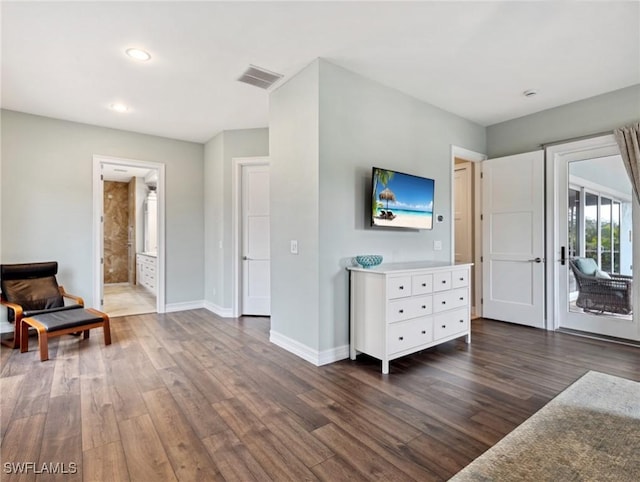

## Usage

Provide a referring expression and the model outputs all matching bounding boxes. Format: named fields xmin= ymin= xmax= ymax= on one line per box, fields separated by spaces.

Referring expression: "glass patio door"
xmin=556 ymin=145 xmax=637 ymax=340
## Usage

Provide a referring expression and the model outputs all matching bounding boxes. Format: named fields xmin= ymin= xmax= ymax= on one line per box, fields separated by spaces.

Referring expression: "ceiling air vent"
xmin=237 ymin=65 xmax=283 ymax=89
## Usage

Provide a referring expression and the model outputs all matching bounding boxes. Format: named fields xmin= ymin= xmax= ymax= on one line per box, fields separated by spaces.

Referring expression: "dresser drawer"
xmin=388 ymin=298 xmax=413 ymax=322
xmin=433 ymin=288 xmax=468 ymax=313
xmin=388 ymin=294 xmax=433 ymax=322
xmin=387 ymin=276 xmax=412 ymax=299
xmin=452 ymin=269 xmax=469 ymax=288
xmin=410 ymin=295 xmax=433 ymax=317
xmin=412 ymin=274 xmax=433 ymax=295
xmin=434 ymin=308 xmax=469 ymax=340
xmin=387 ymin=317 xmax=433 ymax=355
xmin=433 ymin=271 xmax=452 ymax=292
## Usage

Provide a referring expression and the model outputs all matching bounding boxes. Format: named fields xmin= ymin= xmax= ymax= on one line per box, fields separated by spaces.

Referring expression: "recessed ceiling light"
xmin=523 ymin=89 xmax=538 ymax=98
xmin=110 ymin=103 xmax=129 ymax=113
xmin=125 ymin=48 xmax=151 ymax=61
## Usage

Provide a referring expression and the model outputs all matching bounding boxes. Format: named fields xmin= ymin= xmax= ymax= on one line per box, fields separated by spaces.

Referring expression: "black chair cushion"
xmin=1 ymin=261 xmax=59 ymax=280
xmin=23 ymin=304 xmax=84 ymax=318
xmin=2 ymin=276 xmax=64 ymax=311
xmin=26 ymin=309 xmax=104 ymax=332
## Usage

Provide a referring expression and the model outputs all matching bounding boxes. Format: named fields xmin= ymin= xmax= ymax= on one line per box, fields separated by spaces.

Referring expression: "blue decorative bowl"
xmin=355 ymin=255 xmax=383 ymax=268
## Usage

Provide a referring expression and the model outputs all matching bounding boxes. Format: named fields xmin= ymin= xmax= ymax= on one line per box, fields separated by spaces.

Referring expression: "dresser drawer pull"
xmin=421 ymin=305 xmax=426 ymax=309
xmin=399 ymin=285 xmax=404 ymax=290
xmin=441 ymin=280 xmax=447 ymax=284
xmin=421 ymin=330 xmax=426 ymax=334
xmin=441 ymin=301 xmax=446 ymax=305
xmin=459 ymin=319 xmax=464 ymax=323
xmin=421 ymin=282 xmax=427 ymax=287
xmin=459 ymin=297 xmax=464 ymax=301
xmin=398 ymin=336 xmax=404 ymax=341
xmin=459 ymin=277 xmax=464 ymax=281
xmin=399 ymin=309 xmax=404 ymax=314
xmin=441 ymin=325 xmax=446 ymax=329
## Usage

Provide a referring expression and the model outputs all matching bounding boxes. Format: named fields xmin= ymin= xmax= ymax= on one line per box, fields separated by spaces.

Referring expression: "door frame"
xmin=231 ymin=156 xmax=270 ymax=317
xmin=545 ymin=134 xmax=638 ymax=332
xmin=451 ymin=146 xmax=486 ymax=318
xmin=92 ymin=155 xmax=166 ymax=313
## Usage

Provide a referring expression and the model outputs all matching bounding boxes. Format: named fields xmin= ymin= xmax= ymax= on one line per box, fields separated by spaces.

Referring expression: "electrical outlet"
xmin=290 ymin=240 xmax=298 ymax=254
xmin=434 ymin=240 xmax=442 ymax=251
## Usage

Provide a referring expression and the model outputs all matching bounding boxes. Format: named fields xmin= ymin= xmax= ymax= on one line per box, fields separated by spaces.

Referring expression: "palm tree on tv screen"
xmin=372 ymin=169 xmax=394 ymax=217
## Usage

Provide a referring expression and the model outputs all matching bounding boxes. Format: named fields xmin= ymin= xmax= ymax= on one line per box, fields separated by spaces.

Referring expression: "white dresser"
xmin=136 ymin=253 xmax=157 ymax=293
xmin=349 ymin=261 xmax=472 ymax=374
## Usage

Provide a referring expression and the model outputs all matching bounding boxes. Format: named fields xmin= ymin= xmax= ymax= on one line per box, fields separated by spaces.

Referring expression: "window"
xmin=571 ymin=188 xmax=626 ymax=274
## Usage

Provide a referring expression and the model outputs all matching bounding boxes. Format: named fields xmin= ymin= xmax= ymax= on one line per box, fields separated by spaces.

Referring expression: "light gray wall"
xmin=269 ymin=59 xmax=485 ymax=355
xmin=204 ymin=133 xmax=224 ymax=307
xmin=487 ymin=85 xmax=640 ymax=157
xmin=1 ymin=109 xmax=205 ymax=306
xmin=203 ymin=128 xmax=269 ymax=309
xmin=317 ymin=60 xmax=485 ymax=352
xmin=269 ymin=60 xmax=321 ymax=350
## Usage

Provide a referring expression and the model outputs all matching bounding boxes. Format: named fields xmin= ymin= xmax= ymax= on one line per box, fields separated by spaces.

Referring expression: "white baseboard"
xmin=164 ymin=300 xmax=205 ymax=313
xmin=204 ymin=301 xmax=234 ymax=318
xmin=317 ymin=344 xmax=350 ymax=366
xmin=269 ymin=330 xmax=349 ymax=367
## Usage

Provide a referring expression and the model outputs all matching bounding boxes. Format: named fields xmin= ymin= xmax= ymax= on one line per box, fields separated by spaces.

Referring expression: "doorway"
xmin=232 ymin=157 xmax=271 ymax=317
xmin=548 ymin=135 xmax=638 ymax=340
xmin=451 ymin=147 xmax=486 ymax=318
xmin=93 ymin=156 xmax=166 ymax=316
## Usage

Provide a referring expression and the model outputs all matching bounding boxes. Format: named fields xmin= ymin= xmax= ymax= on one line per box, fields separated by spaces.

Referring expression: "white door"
xmin=482 ymin=151 xmax=545 ymax=327
xmin=242 ymin=164 xmax=271 ymax=316
xmin=551 ymin=138 xmax=638 ymax=340
xmin=454 ymin=162 xmax=473 ymax=264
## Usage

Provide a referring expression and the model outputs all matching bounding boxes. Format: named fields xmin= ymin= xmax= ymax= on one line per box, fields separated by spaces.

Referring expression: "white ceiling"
xmin=2 ymin=1 xmax=639 ymax=144
xmin=102 ymin=163 xmax=157 ymax=183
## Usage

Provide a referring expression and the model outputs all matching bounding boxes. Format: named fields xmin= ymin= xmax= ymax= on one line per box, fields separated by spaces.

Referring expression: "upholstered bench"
xmin=20 ymin=308 xmax=111 ymax=361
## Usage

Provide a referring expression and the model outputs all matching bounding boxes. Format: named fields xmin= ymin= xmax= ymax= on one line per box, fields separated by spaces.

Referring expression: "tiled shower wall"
xmin=104 ymin=181 xmax=129 ymax=283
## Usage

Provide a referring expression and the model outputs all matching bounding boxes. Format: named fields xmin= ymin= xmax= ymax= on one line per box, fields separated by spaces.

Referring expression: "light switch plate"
xmin=434 ymin=240 xmax=442 ymax=251
xmin=290 ymin=240 xmax=298 ymax=254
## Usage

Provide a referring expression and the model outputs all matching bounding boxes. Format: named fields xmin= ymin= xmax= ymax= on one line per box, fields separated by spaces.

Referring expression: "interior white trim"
xmin=451 ymin=145 xmax=486 ymax=318
xmin=231 ymin=156 xmax=270 ymax=318
xmin=92 ymin=155 xmax=166 ymax=313
xmin=270 ymin=330 xmax=350 ymax=366
xmin=166 ymin=300 xmax=204 ymax=313
xmin=204 ymin=301 xmax=234 ymax=318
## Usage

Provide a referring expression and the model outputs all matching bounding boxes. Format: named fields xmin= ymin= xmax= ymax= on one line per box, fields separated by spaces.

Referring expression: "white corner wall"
xmin=203 ymin=128 xmax=269 ymax=314
xmin=317 ymin=60 xmax=485 ymax=354
xmin=269 ymin=59 xmax=486 ymax=364
xmin=269 ymin=60 xmax=321 ymax=353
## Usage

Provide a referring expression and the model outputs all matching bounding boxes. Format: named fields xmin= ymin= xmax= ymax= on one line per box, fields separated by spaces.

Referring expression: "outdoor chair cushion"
xmin=574 ymin=257 xmax=599 ymax=276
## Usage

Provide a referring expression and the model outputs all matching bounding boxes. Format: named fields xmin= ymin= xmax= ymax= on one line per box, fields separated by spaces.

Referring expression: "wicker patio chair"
xmin=569 ymin=257 xmax=633 ymax=315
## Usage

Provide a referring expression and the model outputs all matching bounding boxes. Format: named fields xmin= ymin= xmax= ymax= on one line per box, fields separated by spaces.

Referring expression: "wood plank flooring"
xmin=1 ymin=311 xmax=639 ymax=481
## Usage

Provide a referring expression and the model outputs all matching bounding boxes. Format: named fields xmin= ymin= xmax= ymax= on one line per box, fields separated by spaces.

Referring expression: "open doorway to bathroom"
xmin=93 ymin=156 xmax=165 ymax=317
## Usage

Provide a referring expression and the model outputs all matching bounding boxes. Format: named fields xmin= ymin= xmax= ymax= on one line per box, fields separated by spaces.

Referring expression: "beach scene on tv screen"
xmin=372 ymin=168 xmax=434 ymax=229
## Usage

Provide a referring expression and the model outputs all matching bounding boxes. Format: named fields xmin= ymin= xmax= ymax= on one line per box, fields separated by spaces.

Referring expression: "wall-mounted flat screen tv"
xmin=371 ymin=167 xmax=435 ymax=230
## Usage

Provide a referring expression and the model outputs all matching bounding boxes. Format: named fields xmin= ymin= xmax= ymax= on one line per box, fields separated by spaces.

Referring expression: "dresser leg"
xmin=350 ymin=345 xmax=357 ymax=360
xmin=382 ymin=360 xmax=389 ymax=374
xmin=465 ymin=332 xmax=471 ymax=344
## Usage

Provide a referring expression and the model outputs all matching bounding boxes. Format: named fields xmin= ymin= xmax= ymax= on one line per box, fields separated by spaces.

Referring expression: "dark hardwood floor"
xmin=1 ymin=311 xmax=639 ymax=481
